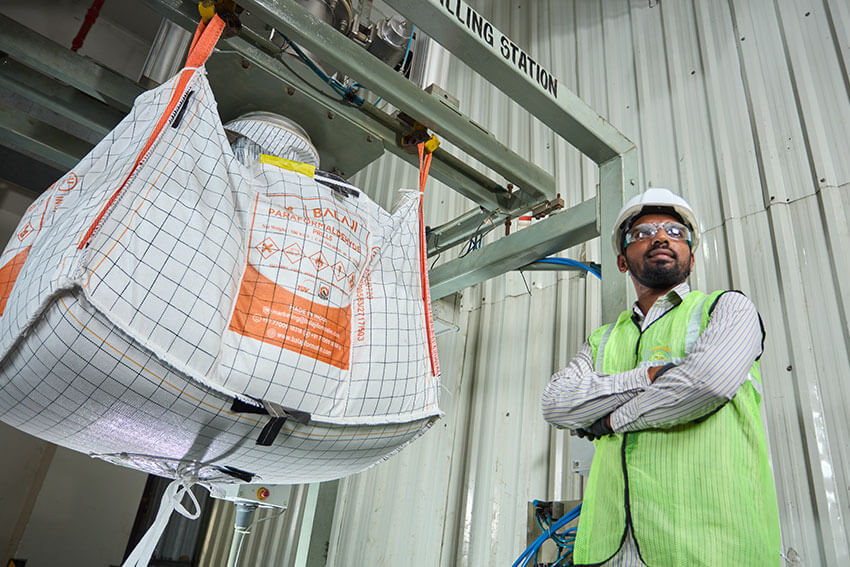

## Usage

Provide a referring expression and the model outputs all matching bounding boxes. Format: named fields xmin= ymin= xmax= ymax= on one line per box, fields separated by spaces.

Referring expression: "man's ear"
xmin=617 ymin=254 xmax=629 ymax=273
xmin=689 ymin=250 xmax=695 ymax=270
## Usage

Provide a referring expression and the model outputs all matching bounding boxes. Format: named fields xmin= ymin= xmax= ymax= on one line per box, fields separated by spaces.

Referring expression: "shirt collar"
xmin=631 ymin=281 xmax=691 ymax=323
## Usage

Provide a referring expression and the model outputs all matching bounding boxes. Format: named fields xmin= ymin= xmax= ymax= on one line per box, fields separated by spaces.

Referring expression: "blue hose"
xmin=283 ymin=35 xmax=365 ymax=105
xmin=401 ymin=24 xmax=415 ymax=70
xmin=512 ymin=504 xmax=582 ymax=567
xmin=534 ymin=257 xmax=601 ymax=280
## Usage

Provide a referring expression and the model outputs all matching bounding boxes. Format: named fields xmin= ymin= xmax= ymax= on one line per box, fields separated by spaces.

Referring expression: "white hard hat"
xmin=611 ymin=188 xmax=700 ymax=254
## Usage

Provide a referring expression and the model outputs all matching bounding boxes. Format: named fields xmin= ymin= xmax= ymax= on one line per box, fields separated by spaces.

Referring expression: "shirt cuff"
xmin=609 ymin=411 xmax=647 ymax=433
xmin=612 ymin=367 xmax=652 ymax=402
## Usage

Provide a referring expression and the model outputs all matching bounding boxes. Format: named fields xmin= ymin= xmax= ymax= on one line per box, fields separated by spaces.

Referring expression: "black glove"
xmin=573 ymin=415 xmax=614 ymax=440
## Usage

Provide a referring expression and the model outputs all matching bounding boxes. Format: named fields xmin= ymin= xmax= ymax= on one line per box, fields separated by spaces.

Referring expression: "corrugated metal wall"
xmin=221 ymin=0 xmax=850 ymax=565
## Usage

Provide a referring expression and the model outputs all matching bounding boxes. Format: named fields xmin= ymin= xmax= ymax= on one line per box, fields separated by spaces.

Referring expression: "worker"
xmin=541 ymin=188 xmax=781 ymax=566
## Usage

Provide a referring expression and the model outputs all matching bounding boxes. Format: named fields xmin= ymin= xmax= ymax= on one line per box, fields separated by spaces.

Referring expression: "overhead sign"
xmin=436 ymin=0 xmax=559 ymax=98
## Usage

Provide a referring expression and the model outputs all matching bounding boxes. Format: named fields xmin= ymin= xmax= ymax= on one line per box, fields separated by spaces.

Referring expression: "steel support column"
xmin=599 ymin=148 xmax=639 ymax=322
xmin=292 ymin=481 xmax=339 ymax=567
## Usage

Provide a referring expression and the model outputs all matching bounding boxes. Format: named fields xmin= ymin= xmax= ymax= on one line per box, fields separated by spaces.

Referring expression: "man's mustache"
xmin=644 ymin=242 xmax=677 ymax=261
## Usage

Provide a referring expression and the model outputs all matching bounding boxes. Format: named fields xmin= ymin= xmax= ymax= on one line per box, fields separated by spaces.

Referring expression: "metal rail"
xmin=0 ymin=15 xmax=143 ymax=111
xmin=0 ymin=100 xmax=91 ymax=170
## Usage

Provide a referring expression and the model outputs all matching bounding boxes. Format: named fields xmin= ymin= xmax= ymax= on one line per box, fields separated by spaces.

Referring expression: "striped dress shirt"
xmin=542 ymin=283 xmax=765 ymax=565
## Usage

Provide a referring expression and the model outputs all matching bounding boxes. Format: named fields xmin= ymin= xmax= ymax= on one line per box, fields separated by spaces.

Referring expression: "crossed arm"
xmin=541 ymin=292 xmax=763 ymax=434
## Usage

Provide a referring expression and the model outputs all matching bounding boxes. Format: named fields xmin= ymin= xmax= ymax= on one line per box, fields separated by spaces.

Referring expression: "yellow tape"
xmin=259 ymin=154 xmax=316 ymax=178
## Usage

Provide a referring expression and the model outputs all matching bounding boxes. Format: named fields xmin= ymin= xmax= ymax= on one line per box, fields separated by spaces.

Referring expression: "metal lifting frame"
xmin=237 ymin=0 xmax=637 ymax=320
xmin=0 ymin=0 xmax=636 ymax=320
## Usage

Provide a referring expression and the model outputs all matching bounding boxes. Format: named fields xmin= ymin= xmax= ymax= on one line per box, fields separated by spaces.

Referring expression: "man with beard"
xmin=542 ymin=189 xmax=780 ymax=566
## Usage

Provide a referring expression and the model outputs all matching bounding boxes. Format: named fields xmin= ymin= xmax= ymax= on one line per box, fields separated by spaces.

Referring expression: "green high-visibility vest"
xmin=573 ymin=290 xmax=781 ymax=566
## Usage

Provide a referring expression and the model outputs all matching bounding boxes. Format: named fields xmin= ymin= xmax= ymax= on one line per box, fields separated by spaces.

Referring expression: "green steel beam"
xmin=0 ymin=14 xmax=143 ymax=111
xmin=303 ymin=480 xmax=338 ymax=567
xmin=0 ymin=58 xmax=124 ymax=137
xmin=0 ymin=101 xmax=92 ymax=171
xmin=429 ymin=198 xmax=599 ymax=300
xmin=358 ymin=103 xmax=511 ymax=209
xmin=239 ymin=0 xmax=557 ymax=206
xmin=599 ymin=148 xmax=639 ymax=322
xmin=383 ymin=0 xmax=635 ymax=164
xmin=141 ymin=0 xmax=515 ymax=211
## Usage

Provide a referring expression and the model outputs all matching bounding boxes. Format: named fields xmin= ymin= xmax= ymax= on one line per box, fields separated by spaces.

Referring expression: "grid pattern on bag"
xmin=0 ymin=35 xmax=440 ymax=482
xmin=82 ymin=80 xmax=245 ymax=380
xmin=346 ymin=192 xmax=434 ymax=418
xmin=0 ymin=291 xmax=432 ymax=484
xmin=218 ymin=166 xmax=369 ymax=411
xmin=0 ymin=79 xmax=178 ymax=359
xmin=73 ymin=71 xmax=438 ymax=423
xmin=218 ymin=166 xmax=436 ymax=423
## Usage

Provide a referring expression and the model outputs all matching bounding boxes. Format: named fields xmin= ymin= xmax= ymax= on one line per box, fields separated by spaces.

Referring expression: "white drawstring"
xmin=122 ymin=478 xmax=202 ymax=567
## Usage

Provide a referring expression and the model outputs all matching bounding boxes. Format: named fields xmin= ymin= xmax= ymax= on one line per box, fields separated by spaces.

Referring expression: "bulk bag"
xmin=0 ymin=16 xmax=441 ymax=487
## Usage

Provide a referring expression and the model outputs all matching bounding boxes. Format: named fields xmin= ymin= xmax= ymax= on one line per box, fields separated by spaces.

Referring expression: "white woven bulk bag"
xmin=0 ymin=16 xmax=441 ymax=487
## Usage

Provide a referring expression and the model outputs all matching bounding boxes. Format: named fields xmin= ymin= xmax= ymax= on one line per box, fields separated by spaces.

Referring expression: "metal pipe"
xmin=226 ymin=502 xmax=259 ymax=567
xmin=426 ymin=206 xmax=503 ymax=256
xmin=139 ymin=19 xmax=193 ymax=86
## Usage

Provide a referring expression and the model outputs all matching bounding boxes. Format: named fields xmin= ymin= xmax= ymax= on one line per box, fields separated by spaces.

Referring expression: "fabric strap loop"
xmin=122 ymin=478 xmax=202 ymax=567
xmin=417 ymin=143 xmax=440 ymax=380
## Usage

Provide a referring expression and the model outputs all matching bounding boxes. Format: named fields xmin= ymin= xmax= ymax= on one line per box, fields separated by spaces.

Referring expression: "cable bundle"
xmin=512 ymin=502 xmax=581 ymax=567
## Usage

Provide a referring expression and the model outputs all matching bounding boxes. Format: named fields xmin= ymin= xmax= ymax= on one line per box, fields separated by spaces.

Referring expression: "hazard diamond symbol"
xmin=333 ymin=261 xmax=347 ymax=281
xmin=308 ymin=251 xmax=329 ymax=272
xmin=283 ymin=243 xmax=303 ymax=264
xmin=256 ymin=237 xmax=280 ymax=259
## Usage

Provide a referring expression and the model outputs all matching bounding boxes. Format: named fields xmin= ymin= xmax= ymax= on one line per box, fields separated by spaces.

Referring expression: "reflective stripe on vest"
xmin=594 ymin=323 xmax=615 ymax=372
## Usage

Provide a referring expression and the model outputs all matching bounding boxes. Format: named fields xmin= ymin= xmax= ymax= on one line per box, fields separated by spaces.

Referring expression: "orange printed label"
xmin=0 ymin=247 xmax=30 ymax=316
xmin=229 ymin=263 xmax=351 ymax=369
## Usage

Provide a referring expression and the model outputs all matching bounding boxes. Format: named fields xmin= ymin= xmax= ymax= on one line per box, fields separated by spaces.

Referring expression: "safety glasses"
xmin=624 ymin=221 xmax=692 ymax=248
